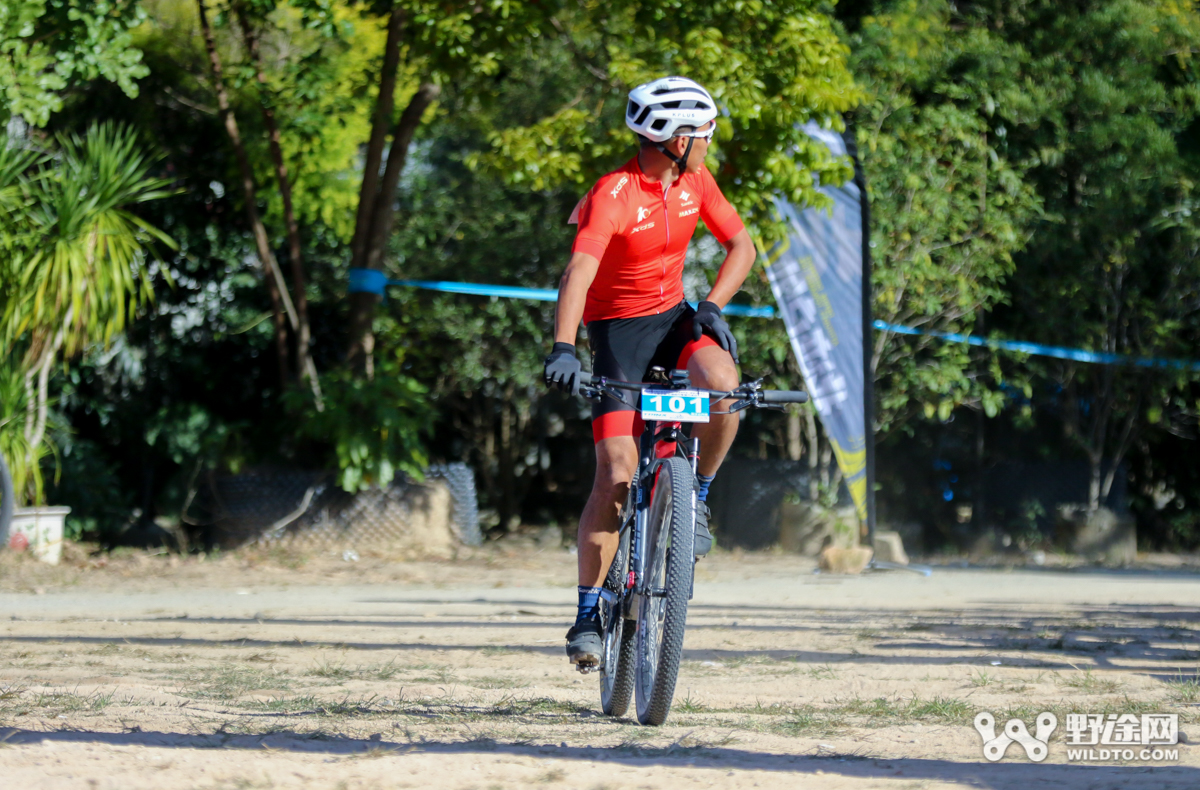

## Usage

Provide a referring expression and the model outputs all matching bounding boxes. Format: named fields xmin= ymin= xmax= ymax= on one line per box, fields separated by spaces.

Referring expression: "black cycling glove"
xmin=692 ymin=301 xmax=739 ymax=363
xmin=544 ymin=342 xmax=582 ymax=396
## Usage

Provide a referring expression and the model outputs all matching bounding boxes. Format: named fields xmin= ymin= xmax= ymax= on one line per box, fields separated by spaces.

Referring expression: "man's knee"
xmin=688 ymin=348 xmax=739 ymax=393
xmin=593 ymin=438 xmax=638 ymax=495
xmin=595 ymin=456 xmax=636 ymax=493
xmin=694 ymin=365 xmax=738 ymax=394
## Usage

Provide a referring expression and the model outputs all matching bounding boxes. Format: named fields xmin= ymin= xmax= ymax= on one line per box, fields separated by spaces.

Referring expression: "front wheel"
xmin=635 ymin=456 xmax=695 ymax=726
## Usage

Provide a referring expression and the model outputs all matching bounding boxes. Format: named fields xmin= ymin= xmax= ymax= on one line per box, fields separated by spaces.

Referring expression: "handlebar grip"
xmin=760 ymin=390 xmax=809 ymax=404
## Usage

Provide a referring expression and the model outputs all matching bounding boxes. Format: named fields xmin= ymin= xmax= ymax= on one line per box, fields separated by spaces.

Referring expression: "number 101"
xmin=647 ymin=394 xmax=705 ymax=413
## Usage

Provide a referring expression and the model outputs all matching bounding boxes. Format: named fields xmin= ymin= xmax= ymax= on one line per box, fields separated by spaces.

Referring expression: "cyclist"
xmin=543 ymin=76 xmax=757 ymax=667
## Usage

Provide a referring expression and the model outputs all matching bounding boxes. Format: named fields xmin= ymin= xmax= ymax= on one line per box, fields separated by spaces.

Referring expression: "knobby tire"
xmin=635 ymin=456 xmax=695 ymax=726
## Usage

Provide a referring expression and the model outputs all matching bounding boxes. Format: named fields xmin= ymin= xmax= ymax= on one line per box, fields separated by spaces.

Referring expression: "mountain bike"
xmin=576 ymin=369 xmax=808 ymax=725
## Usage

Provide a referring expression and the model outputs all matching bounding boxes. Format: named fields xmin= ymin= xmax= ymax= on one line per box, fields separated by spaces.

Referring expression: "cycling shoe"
xmin=565 ymin=618 xmax=603 ymax=668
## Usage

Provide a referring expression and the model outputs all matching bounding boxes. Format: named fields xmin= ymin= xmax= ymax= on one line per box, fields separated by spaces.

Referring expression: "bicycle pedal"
xmin=574 ymin=660 xmax=600 ymax=675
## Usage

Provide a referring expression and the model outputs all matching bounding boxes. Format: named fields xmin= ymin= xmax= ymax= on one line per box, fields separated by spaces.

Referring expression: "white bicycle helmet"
xmin=626 ymin=77 xmax=718 ymax=143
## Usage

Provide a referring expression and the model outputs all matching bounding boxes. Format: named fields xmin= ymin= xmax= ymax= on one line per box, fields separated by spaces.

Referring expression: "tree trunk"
xmin=805 ymin=406 xmax=819 ymax=502
xmin=365 ymin=82 xmax=441 ymax=269
xmin=346 ymin=6 xmax=406 ymax=370
xmin=1101 ymin=402 xmax=1139 ymax=503
xmin=233 ymin=2 xmax=323 ymax=408
xmin=973 ymin=405 xmax=986 ymax=529
xmin=786 ymin=405 xmax=803 ymax=462
xmin=498 ymin=384 xmax=515 ymax=532
xmin=346 ymin=82 xmax=441 ymax=370
xmin=819 ymin=439 xmax=833 ymax=495
xmin=197 ymin=0 xmax=295 ymax=387
xmin=1087 ymin=450 xmax=1103 ymax=511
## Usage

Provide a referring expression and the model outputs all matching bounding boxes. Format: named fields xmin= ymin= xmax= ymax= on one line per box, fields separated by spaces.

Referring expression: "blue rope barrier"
xmin=347 ymin=269 xmax=1199 ymax=370
xmin=873 ymin=320 xmax=1200 ymax=372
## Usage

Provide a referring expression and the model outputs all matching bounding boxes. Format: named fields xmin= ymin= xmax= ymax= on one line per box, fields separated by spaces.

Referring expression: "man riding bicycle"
xmin=543 ymin=77 xmax=757 ymax=667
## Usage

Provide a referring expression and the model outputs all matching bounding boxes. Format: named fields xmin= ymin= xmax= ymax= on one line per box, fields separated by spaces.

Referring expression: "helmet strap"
xmin=656 ymin=136 xmax=696 ymax=177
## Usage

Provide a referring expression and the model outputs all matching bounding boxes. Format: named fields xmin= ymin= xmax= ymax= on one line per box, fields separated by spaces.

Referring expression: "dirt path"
xmin=2 ymin=547 xmax=1199 ymax=788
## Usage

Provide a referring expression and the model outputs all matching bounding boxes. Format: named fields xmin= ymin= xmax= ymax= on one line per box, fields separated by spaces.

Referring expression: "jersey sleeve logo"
xmin=610 ymin=174 xmax=629 ymax=199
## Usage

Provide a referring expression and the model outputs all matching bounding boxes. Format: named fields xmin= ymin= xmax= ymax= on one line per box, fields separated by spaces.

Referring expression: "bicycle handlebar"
xmin=759 ymin=390 xmax=809 ymax=404
xmin=577 ymin=375 xmax=808 ymax=409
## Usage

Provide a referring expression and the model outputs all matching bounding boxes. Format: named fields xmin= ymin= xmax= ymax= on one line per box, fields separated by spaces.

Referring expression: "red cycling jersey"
xmin=570 ymin=157 xmax=745 ymax=323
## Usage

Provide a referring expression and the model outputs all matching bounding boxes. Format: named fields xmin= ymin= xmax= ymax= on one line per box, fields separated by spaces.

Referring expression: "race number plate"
xmin=639 ymin=389 xmax=710 ymax=423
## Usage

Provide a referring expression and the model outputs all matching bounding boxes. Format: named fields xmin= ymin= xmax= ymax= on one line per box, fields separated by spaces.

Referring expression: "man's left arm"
xmin=704 ymin=228 xmax=756 ymax=308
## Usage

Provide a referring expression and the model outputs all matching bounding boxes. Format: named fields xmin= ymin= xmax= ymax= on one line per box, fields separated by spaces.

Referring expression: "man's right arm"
xmin=553 ymin=251 xmax=601 ymax=346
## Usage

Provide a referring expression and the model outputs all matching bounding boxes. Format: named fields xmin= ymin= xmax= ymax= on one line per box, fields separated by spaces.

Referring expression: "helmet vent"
xmin=661 ymin=100 xmax=681 ymax=109
xmin=627 ymin=101 xmax=641 ymax=117
xmin=634 ymin=106 xmax=652 ymax=125
xmin=650 ymin=118 xmax=667 ymax=131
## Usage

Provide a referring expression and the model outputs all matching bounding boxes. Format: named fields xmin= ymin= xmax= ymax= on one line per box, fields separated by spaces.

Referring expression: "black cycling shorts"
xmin=587 ymin=300 xmax=718 ymax=442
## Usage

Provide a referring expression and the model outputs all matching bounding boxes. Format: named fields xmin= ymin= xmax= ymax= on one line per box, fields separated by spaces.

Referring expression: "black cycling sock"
xmin=697 ymin=473 xmax=715 ymax=502
xmin=576 ymin=586 xmax=603 ymax=624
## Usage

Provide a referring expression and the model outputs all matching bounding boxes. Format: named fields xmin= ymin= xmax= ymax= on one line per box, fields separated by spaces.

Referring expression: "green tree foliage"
xmin=473 ymin=0 xmax=862 ymax=241
xmin=0 ymin=123 xmax=175 ymax=504
xmin=1 ymin=0 xmax=149 ymax=126
xmin=973 ymin=0 xmax=1200 ymax=508
xmin=851 ymin=0 xmax=1041 ymax=435
xmin=287 ymin=356 xmax=432 ymax=491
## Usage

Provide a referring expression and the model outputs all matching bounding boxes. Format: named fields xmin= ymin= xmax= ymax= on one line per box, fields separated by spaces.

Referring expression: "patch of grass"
xmin=970 ymin=670 xmax=999 ymax=688
xmin=411 ymin=666 xmax=457 ymax=685
xmin=537 ymin=769 xmax=567 ymax=783
xmin=241 ymin=693 xmax=389 ymax=718
xmin=372 ymin=658 xmax=401 ymax=681
xmin=728 ymin=693 xmax=977 ymax=739
xmin=675 ymin=692 xmax=707 ymax=714
xmin=774 ymin=707 xmax=847 ymax=737
xmin=309 ymin=659 xmax=355 ymax=683
xmin=244 ymin=653 xmax=278 ymax=664
xmin=1164 ymin=672 xmax=1200 ymax=704
xmin=316 ymin=695 xmax=388 ymax=717
xmin=1057 ymin=669 xmax=1122 ymax=695
xmin=174 ymin=664 xmax=291 ymax=701
xmin=241 ymin=695 xmax=322 ymax=715
xmin=805 ymin=664 xmax=839 ymax=681
xmin=473 ymin=677 xmax=528 ymax=690
xmin=993 ymin=696 xmax=1197 ymax=727
xmin=1 ymin=687 xmax=118 ymax=717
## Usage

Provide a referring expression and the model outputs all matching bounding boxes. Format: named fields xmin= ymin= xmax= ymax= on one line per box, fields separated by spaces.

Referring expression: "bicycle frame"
xmin=622 ymin=418 xmax=700 ymax=619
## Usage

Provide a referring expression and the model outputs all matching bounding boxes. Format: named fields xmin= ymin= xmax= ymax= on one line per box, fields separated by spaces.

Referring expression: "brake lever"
xmin=725 ymin=398 xmax=754 ymax=414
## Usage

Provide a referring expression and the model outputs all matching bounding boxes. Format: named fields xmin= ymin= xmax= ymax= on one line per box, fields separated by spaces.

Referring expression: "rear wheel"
xmin=634 ymin=456 xmax=695 ymax=726
xmin=600 ymin=527 xmax=635 ymax=717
